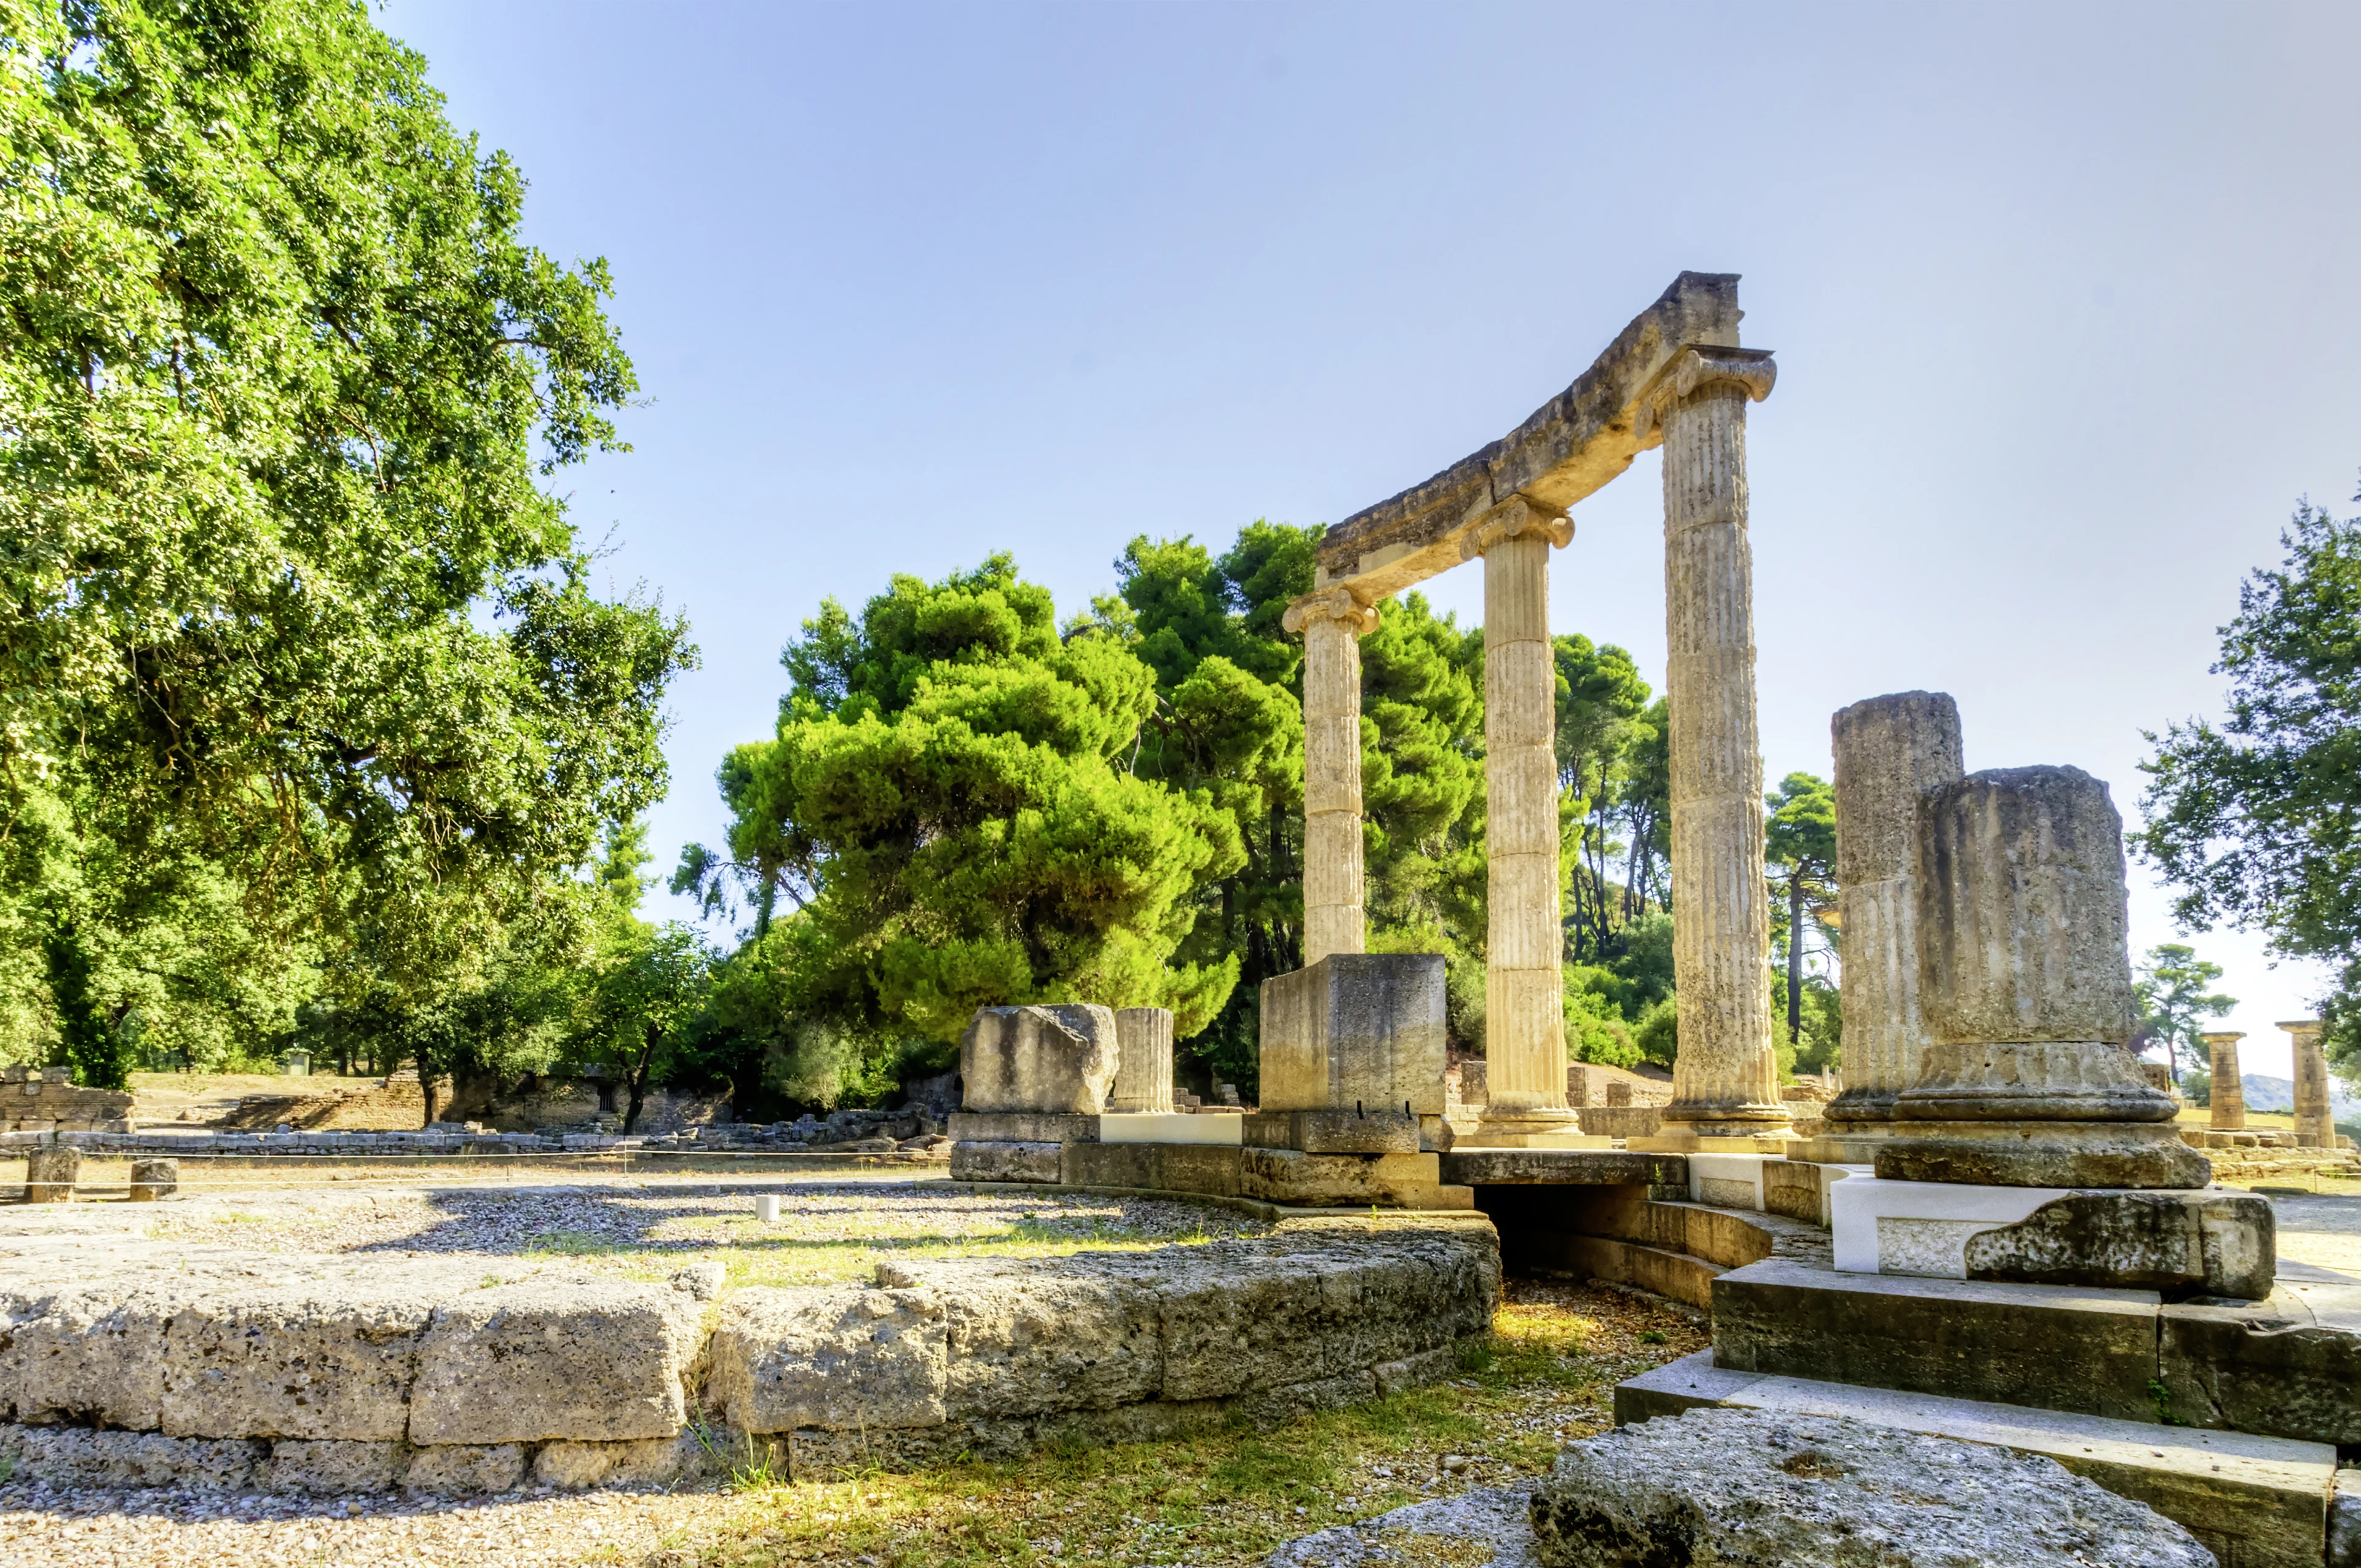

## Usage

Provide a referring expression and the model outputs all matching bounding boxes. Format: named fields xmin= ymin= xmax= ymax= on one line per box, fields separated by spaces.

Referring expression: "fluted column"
xmin=2205 ymin=1031 xmax=2247 ymax=1131
xmin=1634 ymin=345 xmax=1792 ymax=1143
xmin=2287 ymin=1020 xmax=2331 ymax=1148
xmin=1462 ymin=502 xmax=1587 ymax=1145
xmin=1821 ymin=692 xmax=1964 ymax=1142
xmin=1282 ymin=586 xmax=1378 ymax=965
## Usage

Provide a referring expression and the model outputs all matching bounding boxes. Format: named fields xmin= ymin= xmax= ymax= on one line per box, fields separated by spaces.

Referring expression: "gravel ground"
xmin=140 ymin=1178 xmax=1271 ymax=1288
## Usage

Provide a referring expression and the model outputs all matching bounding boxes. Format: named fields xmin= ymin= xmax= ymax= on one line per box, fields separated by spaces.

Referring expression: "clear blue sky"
xmin=384 ymin=1 xmax=2360 ymax=1079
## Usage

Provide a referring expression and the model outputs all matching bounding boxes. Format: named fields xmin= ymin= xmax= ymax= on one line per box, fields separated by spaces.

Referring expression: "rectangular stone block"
xmin=1242 ymin=1107 xmax=1419 ymax=1154
xmin=409 ymin=1279 xmax=700 ymax=1444
xmin=2157 ymin=1277 xmax=2361 ymax=1445
xmin=949 ymin=1140 xmax=1061 ymax=1183
xmin=1059 ymin=1140 xmax=1242 ymax=1197
xmin=162 ymin=1279 xmax=442 ymax=1440
xmin=1096 ymin=1113 xmax=1239 ymax=1146
xmin=404 ymin=1442 xmax=528 ymax=1496
xmin=959 ymin=1004 xmax=1118 ymax=1114
xmin=946 ymin=1111 xmax=1097 ymax=1143
xmin=1241 ymin=1147 xmax=1449 ymax=1206
xmin=269 ymin=1438 xmax=406 ymax=1495
xmin=1710 ymin=1259 xmax=2164 ymax=1424
xmin=874 ymin=1258 xmax=1162 ymax=1419
xmin=1259 ymin=954 xmax=1446 ymax=1116
xmin=2 ymin=1278 xmax=197 ymax=1429
xmin=708 ymin=1286 xmax=947 ymax=1435
xmin=0 ymin=1426 xmax=267 ymax=1491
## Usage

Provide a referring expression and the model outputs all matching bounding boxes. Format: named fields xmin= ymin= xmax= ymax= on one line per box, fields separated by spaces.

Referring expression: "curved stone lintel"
xmin=1633 ymin=344 xmax=1778 ymax=447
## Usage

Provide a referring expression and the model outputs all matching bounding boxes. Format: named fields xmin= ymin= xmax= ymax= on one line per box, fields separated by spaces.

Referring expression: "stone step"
xmin=1618 ymin=1348 xmax=2338 ymax=1568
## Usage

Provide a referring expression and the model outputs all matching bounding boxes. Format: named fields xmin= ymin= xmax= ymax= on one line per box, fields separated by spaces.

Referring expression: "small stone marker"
xmin=754 ymin=1194 xmax=780 ymax=1223
xmin=128 ymin=1157 xmax=178 ymax=1202
xmin=24 ymin=1144 xmax=81 ymax=1203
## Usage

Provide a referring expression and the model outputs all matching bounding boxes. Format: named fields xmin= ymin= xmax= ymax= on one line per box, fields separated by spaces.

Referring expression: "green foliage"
xmin=1765 ymin=772 xmax=1838 ymax=1058
xmin=0 ymin=0 xmax=693 ymax=1077
xmin=2181 ymin=1065 xmax=2213 ymax=1108
xmin=692 ymin=556 xmax=1241 ymax=1073
xmin=2136 ymin=486 xmax=2361 ymax=1082
xmin=2130 ymin=943 xmax=2237 ymax=1084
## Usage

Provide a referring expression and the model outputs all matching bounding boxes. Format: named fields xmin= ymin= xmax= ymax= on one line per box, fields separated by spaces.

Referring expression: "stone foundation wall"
xmin=0 ymin=1220 xmax=1497 ymax=1494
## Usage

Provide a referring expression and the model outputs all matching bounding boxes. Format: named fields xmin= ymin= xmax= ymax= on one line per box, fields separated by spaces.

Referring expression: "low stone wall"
xmin=0 ymin=1218 xmax=1498 ymax=1494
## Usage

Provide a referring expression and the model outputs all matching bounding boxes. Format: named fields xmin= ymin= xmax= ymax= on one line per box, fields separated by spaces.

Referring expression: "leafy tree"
xmin=691 ymin=556 xmax=1242 ymax=1068
xmin=2135 ymin=486 xmax=2361 ymax=1080
xmin=1556 ymin=636 xmax=1653 ymax=963
xmin=1765 ymin=772 xmax=1838 ymax=1051
xmin=0 ymin=0 xmax=694 ymax=1081
xmin=585 ymin=922 xmax=712 ymax=1133
xmin=2130 ymin=942 xmax=2236 ymax=1085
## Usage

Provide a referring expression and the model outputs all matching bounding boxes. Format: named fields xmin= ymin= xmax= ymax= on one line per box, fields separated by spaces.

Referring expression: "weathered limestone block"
xmin=532 ymin=1435 xmax=695 ymax=1490
xmin=3 ymin=1278 xmax=197 ymax=1428
xmin=1258 ymin=954 xmax=1446 ymax=1116
xmin=0 ymin=1426 xmax=267 ymax=1492
xmin=1241 ymin=1107 xmax=1420 ymax=1154
xmin=2158 ymin=1279 xmax=2361 ymax=1446
xmin=128 ymin=1157 xmax=178 ymax=1201
xmin=408 ymin=1278 xmax=701 ymax=1444
xmin=947 ymin=1140 xmax=1061 ymax=1183
xmin=959 ymin=1005 xmax=1118 ymax=1114
xmin=269 ymin=1438 xmax=406 ymax=1494
xmin=1962 ymin=1190 xmax=2274 ymax=1302
xmin=1110 ymin=1007 xmax=1175 ymax=1114
xmin=1826 ymin=691 xmax=1963 ymax=1128
xmin=871 ymin=1257 xmax=1162 ymax=1418
xmin=22 ymin=1144 xmax=79 ymax=1202
xmin=1241 ymin=1148 xmax=1469 ymax=1209
xmin=1884 ymin=766 xmax=2206 ymax=1189
xmin=403 ymin=1441 xmax=528 ymax=1496
xmin=163 ymin=1279 xmax=444 ymax=1440
xmin=1529 ymin=1408 xmax=2212 ymax=1568
xmin=708 ymin=1286 xmax=947 ymax=1435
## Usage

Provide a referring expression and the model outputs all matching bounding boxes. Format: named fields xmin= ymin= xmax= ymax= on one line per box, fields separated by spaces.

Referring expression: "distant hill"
xmin=2240 ymin=1073 xmax=2361 ymax=1117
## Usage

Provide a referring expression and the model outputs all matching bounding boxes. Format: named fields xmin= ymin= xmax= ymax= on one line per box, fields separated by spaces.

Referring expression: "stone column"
xmin=1464 ymin=501 xmax=1589 ymax=1146
xmin=1632 ymin=345 xmax=1792 ymax=1145
xmin=1817 ymin=692 xmax=1964 ymax=1153
xmin=2205 ymin=1031 xmax=2247 ymax=1132
xmin=1110 ymin=1007 xmax=1176 ymax=1114
xmin=1282 ymin=587 xmax=1378 ymax=966
xmin=1879 ymin=766 xmax=2207 ymax=1188
xmin=2287 ymin=1020 xmax=2331 ymax=1147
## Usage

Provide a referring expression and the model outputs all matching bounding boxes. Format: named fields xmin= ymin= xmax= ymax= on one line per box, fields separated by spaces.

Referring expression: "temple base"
xmin=1874 ymin=1119 xmax=2212 ymax=1189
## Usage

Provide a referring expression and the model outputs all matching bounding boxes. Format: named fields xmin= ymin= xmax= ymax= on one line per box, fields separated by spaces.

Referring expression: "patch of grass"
xmin=677 ymin=1283 xmax=1698 ymax=1568
xmin=523 ymin=1229 xmax=624 ymax=1258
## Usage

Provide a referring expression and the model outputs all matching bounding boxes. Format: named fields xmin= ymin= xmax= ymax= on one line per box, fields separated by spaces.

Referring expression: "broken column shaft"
xmin=1285 ymin=589 xmax=1378 ymax=966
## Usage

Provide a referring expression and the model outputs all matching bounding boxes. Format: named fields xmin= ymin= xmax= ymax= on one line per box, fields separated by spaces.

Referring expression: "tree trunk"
xmin=1787 ymin=874 xmax=1806 ymax=1046
xmin=622 ymin=1025 xmax=660 ymax=1134
xmin=420 ymin=1066 xmax=439 ymax=1129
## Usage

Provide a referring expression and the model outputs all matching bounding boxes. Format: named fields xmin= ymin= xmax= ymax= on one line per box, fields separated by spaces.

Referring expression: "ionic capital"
xmin=1457 ymin=497 xmax=1575 ymax=562
xmin=1281 ymin=585 xmax=1380 ymax=637
xmin=1633 ymin=345 xmax=1777 ymax=447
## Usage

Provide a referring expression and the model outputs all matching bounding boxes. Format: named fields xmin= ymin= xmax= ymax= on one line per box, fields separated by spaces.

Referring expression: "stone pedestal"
xmin=2206 ymin=1031 xmax=2247 ymax=1132
xmin=1632 ymin=346 xmax=1793 ymax=1144
xmin=1812 ymin=692 xmax=1963 ymax=1163
xmin=129 ymin=1157 xmax=178 ymax=1201
xmin=23 ymin=1144 xmax=79 ymax=1203
xmin=958 ymin=1006 xmax=1118 ymax=1114
xmin=1282 ymin=588 xmax=1378 ymax=966
xmin=1877 ymin=767 xmax=2207 ymax=1189
xmin=1109 ymin=1007 xmax=1174 ymax=1114
xmin=2287 ymin=1020 xmax=2331 ymax=1148
xmin=1465 ymin=502 xmax=1592 ymax=1149
xmin=1259 ymin=954 xmax=1445 ymax=1118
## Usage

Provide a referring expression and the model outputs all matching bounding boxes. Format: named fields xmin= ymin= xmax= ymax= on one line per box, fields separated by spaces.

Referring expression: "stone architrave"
xmin=1878 ymin=767 xmax=2207 ymax=1188
xmin=1629 ymin=345 xmax=1793 ymax=1147
xmin=958 ymin=1006 xmax=1118 ymax=1115
xmin=1280 ymin=588 xmax=1378 ymax=966
xmin=1819 ymin=692 xmax=1964 ymax=1154
xmin=2205 ymin=1031 xmax=2247 ymax=1132
xmin=2287 ymin=1020 xmax=2331 ymax=1148
xmin=1463 ymin=499 xmax=1590 ymax=1149
xmin=1109 ymin=1008 xmax=1175 ymax=1115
